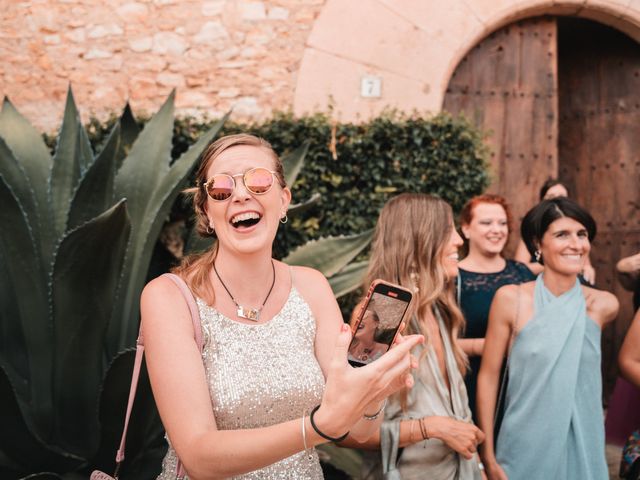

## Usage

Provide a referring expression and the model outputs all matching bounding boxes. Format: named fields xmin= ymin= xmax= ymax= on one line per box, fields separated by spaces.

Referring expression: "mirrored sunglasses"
xmin=203 ymin=167 xmax=278 ymax=201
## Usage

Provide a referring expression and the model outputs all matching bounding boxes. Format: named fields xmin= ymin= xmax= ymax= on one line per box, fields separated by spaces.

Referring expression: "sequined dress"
xmin=157 ymin=286 xmax=326 ymax=479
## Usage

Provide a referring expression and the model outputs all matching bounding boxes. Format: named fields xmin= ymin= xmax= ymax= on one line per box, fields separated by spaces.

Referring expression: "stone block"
xmin=233 ymin=96 xmax=262 ymax=116
xmin=152 ymin=31 xmax=187 ymax=55
xmin=66 ymin=27 xmax=86 ymax=43
xmin=240 ymin=1 xmax=267 ymax=20
xmin=193 ymin=20 xmax=229 ymax=43
xmin=85 ymin=48 xmax=113 ymax=59
xmin=88 ymin=24 xmax=124 ymax=38
xmin=202 ymin=0 xmax=225 ymax=16
xmin=156 ymin=71 xmax=186 ymax=87
xmin=129 ymin=36 xmax=153 ymax=52
xmin=268 ymin=6 xmax=289 ymax=20
xmin=116 ymin=2 xmax=149 ymax=21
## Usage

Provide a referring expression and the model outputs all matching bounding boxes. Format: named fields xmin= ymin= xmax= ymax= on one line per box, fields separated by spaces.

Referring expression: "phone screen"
xmin=347 ymin=285 xmax=411 ymax=367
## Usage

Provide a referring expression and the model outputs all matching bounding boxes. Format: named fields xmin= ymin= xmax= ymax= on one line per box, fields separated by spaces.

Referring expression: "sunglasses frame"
xmin=202 ymin=167 xmax=279 ymax=202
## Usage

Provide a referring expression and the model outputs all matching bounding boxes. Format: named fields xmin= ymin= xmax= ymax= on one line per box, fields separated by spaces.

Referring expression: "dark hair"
xmin=520 ymin=197 xmax=596 ymax=265
xmin=539 ymin=178 xmax=568 ymax=201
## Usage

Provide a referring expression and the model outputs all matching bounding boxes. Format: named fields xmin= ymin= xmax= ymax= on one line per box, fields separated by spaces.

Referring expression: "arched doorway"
xmin=443 ymin=16 xmax=640 ymax=396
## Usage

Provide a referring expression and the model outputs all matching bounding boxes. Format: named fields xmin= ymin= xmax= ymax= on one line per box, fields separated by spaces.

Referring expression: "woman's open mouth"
xmin=230 ymin=211 xmax=262 ymax=230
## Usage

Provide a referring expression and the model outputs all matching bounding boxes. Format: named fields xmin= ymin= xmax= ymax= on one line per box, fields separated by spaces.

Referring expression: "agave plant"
xmin=0 ymin=88 xmax=226 ymax=479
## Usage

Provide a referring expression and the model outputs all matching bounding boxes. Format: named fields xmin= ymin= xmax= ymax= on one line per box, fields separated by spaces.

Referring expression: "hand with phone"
xmin=348 ymin=280 xmax=413 ymax=367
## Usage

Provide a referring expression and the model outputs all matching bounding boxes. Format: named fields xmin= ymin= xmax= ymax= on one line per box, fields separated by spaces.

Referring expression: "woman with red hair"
xmin=457 ymin=194 xmax=534 ymax=425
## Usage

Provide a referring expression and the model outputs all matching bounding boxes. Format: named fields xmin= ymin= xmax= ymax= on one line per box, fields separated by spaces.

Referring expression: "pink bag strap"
xmin=113 ymin=273 xmax=203 ymax=479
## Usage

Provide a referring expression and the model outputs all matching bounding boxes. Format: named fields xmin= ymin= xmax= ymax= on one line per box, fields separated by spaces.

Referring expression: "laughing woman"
xmin=476 ymin=197 xmax=618 ymax=480
xmin=141 ymin=134 xmax=423 ymax=479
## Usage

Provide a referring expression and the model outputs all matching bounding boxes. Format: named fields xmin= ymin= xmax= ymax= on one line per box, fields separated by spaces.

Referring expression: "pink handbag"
xmin=91 ymin=273 xmax=203 ymax=480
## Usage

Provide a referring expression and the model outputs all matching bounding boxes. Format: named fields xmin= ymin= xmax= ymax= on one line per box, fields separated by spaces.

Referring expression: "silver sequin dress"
xmin=158 ymin=286 xmax=326 ymax=479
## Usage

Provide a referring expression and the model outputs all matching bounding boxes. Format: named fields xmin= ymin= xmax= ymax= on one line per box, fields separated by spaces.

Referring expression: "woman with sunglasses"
xmin=141 ymin=134 xmax=423 ymax=479
xmin=357 ymin=193 xmax=485 ymax=480
xmin=476 ymin=197 xmax=618 ymax=480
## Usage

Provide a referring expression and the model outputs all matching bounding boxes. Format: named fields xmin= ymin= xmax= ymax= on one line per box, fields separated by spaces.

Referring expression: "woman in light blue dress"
xmin=476 ymin=197 xmax=618 ymax=480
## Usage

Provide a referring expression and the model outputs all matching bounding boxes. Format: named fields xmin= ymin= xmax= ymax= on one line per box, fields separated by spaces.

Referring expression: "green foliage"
xmin=0 ymin=89 xmax=224 ymax=479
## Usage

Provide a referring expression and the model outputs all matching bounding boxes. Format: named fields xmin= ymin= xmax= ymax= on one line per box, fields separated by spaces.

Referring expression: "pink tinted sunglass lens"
xmin=245 ymin=168 xmax=274 ymax=194
xmin=207 ymin=175 xmax=234 ymax=201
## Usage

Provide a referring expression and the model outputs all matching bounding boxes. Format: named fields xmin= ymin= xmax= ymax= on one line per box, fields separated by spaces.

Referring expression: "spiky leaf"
xmin=0 ymin=174 xmax=51 ymax=435
xmin=49 ymin=88 xmax=93 ymax=238
xmin=67 ymin=123 xmax=120 ymax=230
xmin=328 ymin=261 xmax=368 ymax=298
xmin=0 ymin=366 xmax=82 ymax=474
xmin=282 ymin=141 xmax=309 ymax=186
xmin=283 ymin=230 xmax=373 ymax=278
xmin=111 ymin=104 xmax=228 ymax=350
xmin=51 ymin=201 xmax=130 ymax=455
xmin=115 ymin=103 xmax=140 ymax=171
xmin=287 ymin=192 xmax=320 ymax=217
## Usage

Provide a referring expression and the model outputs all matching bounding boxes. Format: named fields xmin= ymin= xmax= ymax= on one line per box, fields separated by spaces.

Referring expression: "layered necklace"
xmin=213 ymin=259 xmax=276 ymax=322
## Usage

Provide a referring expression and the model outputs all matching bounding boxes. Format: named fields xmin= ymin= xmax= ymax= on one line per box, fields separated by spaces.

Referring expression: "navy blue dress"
xmin=458 ymin=260 xmax=535 ymax=423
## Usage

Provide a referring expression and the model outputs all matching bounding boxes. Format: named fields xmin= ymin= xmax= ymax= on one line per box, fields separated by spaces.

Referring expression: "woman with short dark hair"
xmin=476 ymin=197 xmax=618 ymax=480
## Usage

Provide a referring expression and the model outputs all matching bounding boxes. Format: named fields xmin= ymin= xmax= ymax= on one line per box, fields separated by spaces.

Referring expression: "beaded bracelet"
xmin=309 ymin=405 xmax=349 ymax=442
xmin=418 ymin=417 xmax=429 ymax=440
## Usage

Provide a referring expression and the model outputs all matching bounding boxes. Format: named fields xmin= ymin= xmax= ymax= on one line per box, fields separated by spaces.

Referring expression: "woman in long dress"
xmin=141 ymin=134 xmax=423 ymax=479
xmin=457 ymin=194 xmax=534 ymax=423
xmin=477 ymin=197 xmax=618 ymax=480
xmin=358 ymin=193 xmax=485 ymax=480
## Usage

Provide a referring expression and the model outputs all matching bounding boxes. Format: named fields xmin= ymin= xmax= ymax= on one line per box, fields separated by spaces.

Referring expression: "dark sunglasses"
xmin=203 ymin=167 xmax=278 ymax=201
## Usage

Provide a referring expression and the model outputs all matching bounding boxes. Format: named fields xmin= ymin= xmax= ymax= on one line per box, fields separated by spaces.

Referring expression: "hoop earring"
xmin=280 ymin=214 xmax=288 ymax=224
xmin=534 ymin=250 xmax=541 ymax=262
xmin=206 ymin=225 xmax=214 ymax=235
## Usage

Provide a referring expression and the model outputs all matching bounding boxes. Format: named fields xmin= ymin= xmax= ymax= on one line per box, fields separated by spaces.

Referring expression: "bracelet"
xmin=478 ymin=462 xmax=485 ymax=471
xmin=418 ymin=417 xmax=429 ymax=440
xmin=408 ymin=419 xmax=417 ymax=443
xmin=363 ymin=399 xmax=387 ymax=421
xmin=301 ymin=410 xmax=314 ymax=460
xmin=309 ymin=405 xmax=349 ymax=442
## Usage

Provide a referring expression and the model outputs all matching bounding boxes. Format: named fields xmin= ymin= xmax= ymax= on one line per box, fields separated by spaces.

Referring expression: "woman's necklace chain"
xmin=213 ymin=259 xmax=276 ymax=322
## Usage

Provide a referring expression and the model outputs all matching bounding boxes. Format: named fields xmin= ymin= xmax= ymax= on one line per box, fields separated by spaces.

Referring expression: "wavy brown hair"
xmin=364 ymin=193 xmax=468 ymax=376
xmin=172 ymin=134 xmax=286 ymax=304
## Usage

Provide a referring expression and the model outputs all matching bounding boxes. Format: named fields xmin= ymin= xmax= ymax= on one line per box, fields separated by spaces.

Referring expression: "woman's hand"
xmin=582 ymin=264 xmax=596 ymax=285
xmin=484 ymin=460 xmax=508 ymax=480
xmin=425 ymin=416 xmax=485 ymax=459
xmin=313 ymin=324 xmax=423 ymax=439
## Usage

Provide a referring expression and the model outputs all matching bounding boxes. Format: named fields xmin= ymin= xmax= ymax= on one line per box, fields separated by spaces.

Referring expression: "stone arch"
xmin=293 ymin=0 xmax=640 ymax=120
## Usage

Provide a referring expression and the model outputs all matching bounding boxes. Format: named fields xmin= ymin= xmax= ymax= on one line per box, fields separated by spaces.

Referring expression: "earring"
xmin=279 ymin=214 xmax=288 ymax=224
xmin=534 ymin=250 xmax=541 ymax=262
xmin=206 ymin=225 xmax=214 ymax=235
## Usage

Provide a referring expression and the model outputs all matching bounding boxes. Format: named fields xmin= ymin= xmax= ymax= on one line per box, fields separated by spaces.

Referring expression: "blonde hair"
xmin=364 ymin=193 xmax=468 ymax=376
xmin=172 ymin=133 xmax=286 ymax=304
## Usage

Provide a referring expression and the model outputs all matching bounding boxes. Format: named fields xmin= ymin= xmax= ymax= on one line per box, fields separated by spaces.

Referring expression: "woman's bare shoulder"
xmin=583 ymin=286 xmax=619 ymax=325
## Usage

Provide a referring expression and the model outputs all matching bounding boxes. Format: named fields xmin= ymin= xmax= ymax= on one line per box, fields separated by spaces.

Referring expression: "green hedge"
xmin=73 ymin=111 xmax=489 ymax=315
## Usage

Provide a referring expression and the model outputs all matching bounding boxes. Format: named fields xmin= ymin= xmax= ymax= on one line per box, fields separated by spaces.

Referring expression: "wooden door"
xmin=557 ymin=17 xmax=640 ymax=395
xmin=443 ymin=16 xmax=559 ymax=254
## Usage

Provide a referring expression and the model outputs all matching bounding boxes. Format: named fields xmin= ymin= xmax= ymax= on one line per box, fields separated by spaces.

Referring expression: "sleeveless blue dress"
xmin=495 ymin=275 xmax=607 ymax=480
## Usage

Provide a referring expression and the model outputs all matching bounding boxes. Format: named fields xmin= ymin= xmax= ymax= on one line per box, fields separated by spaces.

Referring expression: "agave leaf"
xmin=67 ymin=123 xmax=120 ymax=230
xmin=0 ymin=101 xmax=53 ymax=264
xmin=327 ymin=261 xmax=368 ymax=298
xmin=115 ymin=103 xmax=141 ymax=171
xmin=281 ymin=141 xmax=309 ymax=186
xmin=49 ymin=88 xmax=93 ymax=239
xmin=317 ymin=444 xmax=363 ymax=479
xmin=113 ymin=90 xmax=175 ymax=222
xmin=283 ymin=230 xmax=373 ymax=278
xmin=0 ymin=97 xmax=52 ymax=208
xmin=0 ymin=366 xmax=82 ymax=474
xmin=287 ymin=192 xmax=320 ymax=217
xmin=111 ymin=108 xmax=228 ymax=350
xmin=51 ymin=200 xmax=130 ymax=456
xmin=0 ymin=137 xmax=41 ymax=263
xmin=0 ymin=175 xmax=52 ymax=435
xmin=93 ymin=350 xmax=165 ymax=480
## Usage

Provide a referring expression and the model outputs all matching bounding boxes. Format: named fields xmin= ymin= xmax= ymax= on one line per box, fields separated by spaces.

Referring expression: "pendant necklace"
xmin=213 ymin=260 xmax=276 ymax=322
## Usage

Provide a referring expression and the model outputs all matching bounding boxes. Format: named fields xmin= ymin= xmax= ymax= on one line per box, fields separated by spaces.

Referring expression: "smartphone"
xmin=347 ymin=279 xmax=413 ymax=367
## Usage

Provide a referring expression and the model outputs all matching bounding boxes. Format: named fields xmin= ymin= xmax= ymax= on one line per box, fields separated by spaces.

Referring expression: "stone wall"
xmin=0 ymin=0 xmax=325 ymax=132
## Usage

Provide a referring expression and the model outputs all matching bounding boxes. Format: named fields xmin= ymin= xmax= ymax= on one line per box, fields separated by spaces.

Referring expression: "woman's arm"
xmin=619 ymin=309 xmax=640 ymax=387
xmin=143 ymin=274 xmax=423 ymax=480
xmin=616 ymin=253 xmax=640 ymax=291
xmin=476 ymin=285 xmax=518 ymax=479
xmin=459 ymin=338 xmax=485 ymax=357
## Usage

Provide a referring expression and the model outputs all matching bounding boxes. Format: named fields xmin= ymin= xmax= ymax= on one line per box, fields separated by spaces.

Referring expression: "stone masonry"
xmin=0 ymin=0 xmax=325 ymax=132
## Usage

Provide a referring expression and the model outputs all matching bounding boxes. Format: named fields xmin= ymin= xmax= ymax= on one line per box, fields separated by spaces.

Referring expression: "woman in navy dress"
xmin=457 ymin=194 xmax=534 ymax=423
